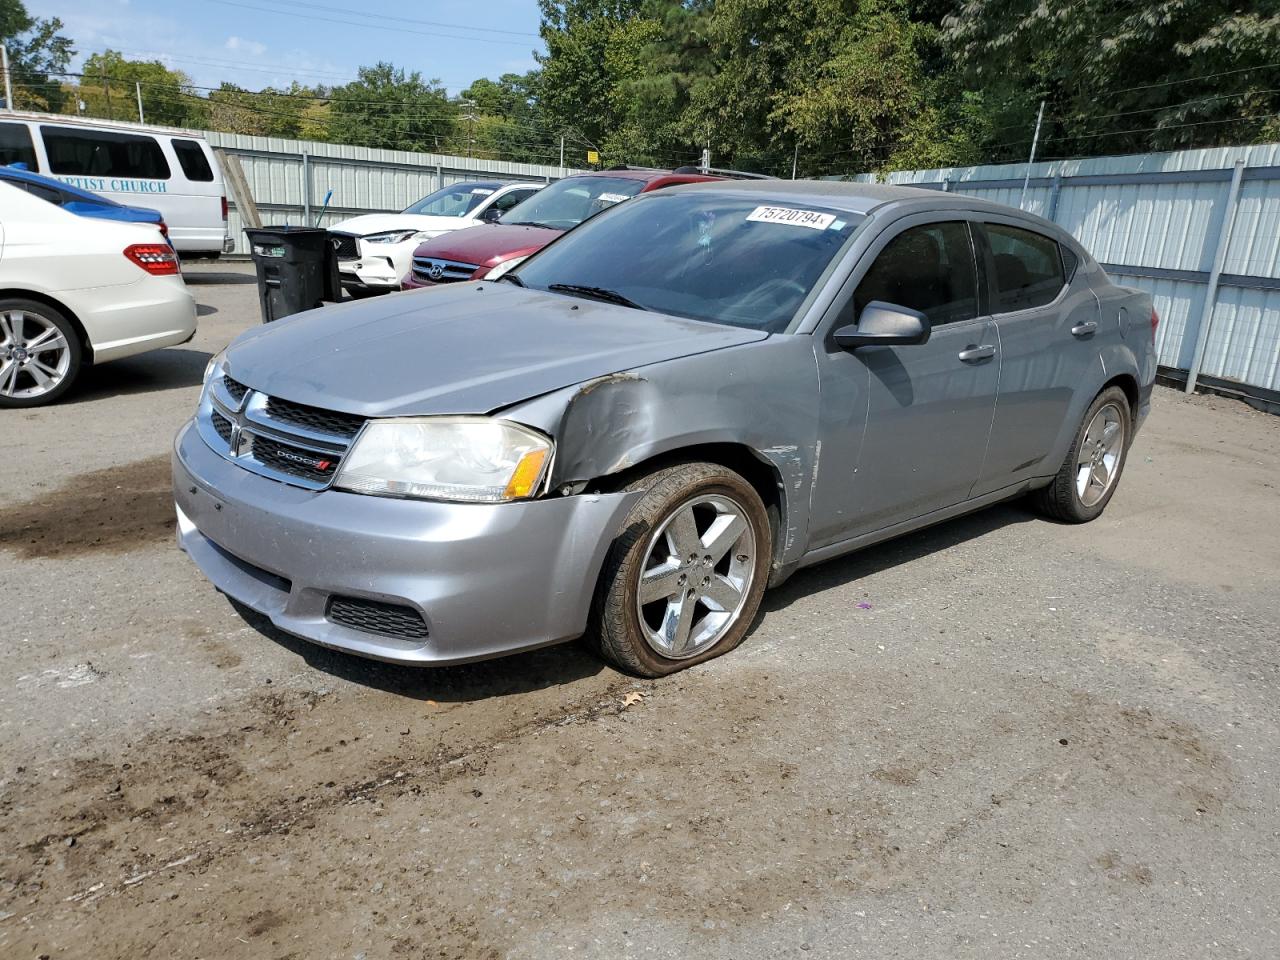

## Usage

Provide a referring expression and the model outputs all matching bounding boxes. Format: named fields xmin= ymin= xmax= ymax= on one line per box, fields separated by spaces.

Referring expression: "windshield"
xmin=500 ymin=175 xmax=644 ymax=231
xmin=513 ymin=192 xmax=865 ymax=332
xmin=402 ymin=182 xmax=503 ymax=217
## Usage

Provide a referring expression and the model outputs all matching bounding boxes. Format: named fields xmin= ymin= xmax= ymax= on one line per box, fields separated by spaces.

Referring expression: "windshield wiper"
xmin=547 ymin=283 xmax=649 ymax=311
xmin=506 ymin=220 xmax=553 ymax=229
xmin=496 ymin=272 xmax=524 ymax=286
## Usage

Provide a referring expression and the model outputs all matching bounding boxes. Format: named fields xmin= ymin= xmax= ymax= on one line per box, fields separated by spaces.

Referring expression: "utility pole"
xmin=103 ymin=72 xmax=113 ymax=121
xmin=460 ymin=98 xmax=476 ymax=159
xmin=791 ymin=142 xmax=799 ymax=180
xmin=135 ymin=81 xmax=145 ymax=124
xmin=559 ymin=135 xmax=565 ymax=178
xmin=700 ymin=145 xmax=710 ymax=174
xmin=1 ymin=46 xmax=12 ymax=111
xmin=1019 ymin=100 xmax=1046 ymax=210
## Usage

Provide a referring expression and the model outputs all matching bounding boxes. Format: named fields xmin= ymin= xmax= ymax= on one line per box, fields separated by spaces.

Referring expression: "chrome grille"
xmin=197 ymin=375 xmax=366 ymax=491
xmin=411 ymin=256 xmax=478 ymax=284
xmin=329 ymin=232 xmax=359 ymax=261
xmin=265 ymin=396 xmax=365 ymax=439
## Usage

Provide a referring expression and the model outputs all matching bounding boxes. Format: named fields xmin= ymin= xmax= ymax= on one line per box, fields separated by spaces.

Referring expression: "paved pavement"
xmin=2 ymin=262 xmax=1278 ymax=959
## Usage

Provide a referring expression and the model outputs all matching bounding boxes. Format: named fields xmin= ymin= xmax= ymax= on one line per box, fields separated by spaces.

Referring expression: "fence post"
xmin=436 ymin=163 xmax=444 ymax=191
xmin=302 ymin=151 xmax=312 ymax=224
xmin=1185 ymin=159 xmax=1245 ymax=395
xmin=1047 ymin=174 xmax=1063 ymax=222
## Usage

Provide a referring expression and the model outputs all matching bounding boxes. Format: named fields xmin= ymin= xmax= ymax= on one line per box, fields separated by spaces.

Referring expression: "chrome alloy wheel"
xmin=635 ymin=493 xmax=756 ymax=659
xmin=1076 ymin=401 xmax=1125 ymax=508
xmin=0 ymin=309 xmax=72 ymax=401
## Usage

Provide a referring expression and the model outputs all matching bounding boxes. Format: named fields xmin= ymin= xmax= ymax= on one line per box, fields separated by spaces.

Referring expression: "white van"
xmin=0 ymin=112 xmax=232 ymax=258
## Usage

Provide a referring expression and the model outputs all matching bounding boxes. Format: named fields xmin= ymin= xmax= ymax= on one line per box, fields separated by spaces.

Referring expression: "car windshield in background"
xmin=514 ymin=193 xmax=865 ymax=332
xmin=500 ymin=176 xmax=645 ymax=231
xmin=402 ymin=183 xmax=503 ymax=217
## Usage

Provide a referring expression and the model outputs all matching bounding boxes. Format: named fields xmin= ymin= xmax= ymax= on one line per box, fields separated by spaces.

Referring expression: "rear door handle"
xmin=958 ymin=344 xmax=996 ymax=363
xmin=1071 ymin=321 xmax=1098 ymax=338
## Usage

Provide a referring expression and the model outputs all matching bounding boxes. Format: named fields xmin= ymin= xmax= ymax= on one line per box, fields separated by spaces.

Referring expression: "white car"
xmin=328 ymin=180 xmax=542 ymax=295
xmin=0 ymin=182 xmax=197 ymax=407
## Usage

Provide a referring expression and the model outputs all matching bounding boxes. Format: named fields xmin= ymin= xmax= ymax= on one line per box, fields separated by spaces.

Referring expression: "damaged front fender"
xmin=500 ymin=336 xmax=823 ymax=576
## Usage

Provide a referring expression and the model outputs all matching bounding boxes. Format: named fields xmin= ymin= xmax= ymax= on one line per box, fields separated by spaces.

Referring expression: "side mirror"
xmin=833 ymin=301 xmax=931 ymax=350
xmin=479 ymin=206 xmax=503 ymax=223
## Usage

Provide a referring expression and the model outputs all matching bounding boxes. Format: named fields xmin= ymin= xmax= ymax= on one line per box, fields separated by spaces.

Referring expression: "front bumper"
xmin=173 ymin=421 xmax=638 ymax=665
xmin=337 ymin=238 xmax=423 ymax=290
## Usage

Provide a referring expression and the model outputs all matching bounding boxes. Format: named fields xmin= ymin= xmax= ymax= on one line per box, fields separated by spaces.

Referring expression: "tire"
xmin=1030 ymin=386 xmax=1132 ymax=523
xmin=0 ymin=299 xmax=83 ymax=408
xmin=588 ymin=461 xmax=773 ymax=677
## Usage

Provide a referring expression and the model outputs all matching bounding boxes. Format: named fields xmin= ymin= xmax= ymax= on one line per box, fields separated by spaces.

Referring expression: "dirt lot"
xmin=2 ymin=262 xmax=1279 ymax=959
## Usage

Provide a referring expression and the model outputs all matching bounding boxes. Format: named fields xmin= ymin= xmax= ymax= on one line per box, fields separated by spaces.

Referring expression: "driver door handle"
xmin=1071 ymin=321 xmax=1098 ymax=338
xmin=958 ymin=344 xmax=996 ymax=363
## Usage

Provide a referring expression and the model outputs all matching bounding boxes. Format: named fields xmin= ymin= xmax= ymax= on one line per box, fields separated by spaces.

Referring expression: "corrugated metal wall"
xmin=203 ymin=131 xmax=579 ymax=255
xmin=852 ymin=144 xmax=1280 ymax=395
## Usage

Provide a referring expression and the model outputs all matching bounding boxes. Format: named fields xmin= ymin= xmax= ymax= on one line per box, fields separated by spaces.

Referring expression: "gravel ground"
xmin=2 ymin=262 xmax=1278 ymax=959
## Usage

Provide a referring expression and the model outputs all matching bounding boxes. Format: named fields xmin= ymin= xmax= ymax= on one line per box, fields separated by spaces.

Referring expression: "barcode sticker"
xmin=471 ymin=188 xmax=495 ymax=195
xmin=746 ymin=206 xmax=836 ymax=230
xmin=597 ymin=192 xmax=629 ymax=203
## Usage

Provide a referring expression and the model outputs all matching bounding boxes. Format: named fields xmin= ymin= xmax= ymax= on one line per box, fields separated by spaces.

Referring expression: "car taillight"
xmin=157 ymin=220 xmax=169 ymax=238
xmin=125 ymin=243 xmax=180 ymax=276
xmin=221 ymin=195 xmax=228 ymax=221
xmin=1150 ymin=307 xmax=1159 ymax=340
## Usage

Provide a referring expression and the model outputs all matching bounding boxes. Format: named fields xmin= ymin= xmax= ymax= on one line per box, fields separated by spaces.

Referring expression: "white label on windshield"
xmin=746 ymin=205 xmax=836 ymax=230
xmin=471 ymin=188 xmax=495 ymax=195
xmin=597 ymin=192 xmax=629 ymax=204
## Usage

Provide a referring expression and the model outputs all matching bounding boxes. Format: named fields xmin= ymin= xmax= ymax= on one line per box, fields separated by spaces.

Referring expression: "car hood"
xmin=330 ymin=213 xmax=468 ymax=237
xmin=414 ymin=222 xmax=562 ymax=268
xmin=224 ymin=283 xmax=768 ymax=417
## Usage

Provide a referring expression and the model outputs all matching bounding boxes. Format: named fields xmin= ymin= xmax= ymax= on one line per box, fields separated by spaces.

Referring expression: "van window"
xmin=986 ymin=223 xmax=1065 ymax=312
xmin=41 ymin=126 xmax=171 ymax=180
xmin=171 ymin=139 xmax=214 ymax=182
xmin=0 ymin=122 xmax=37 ymax=167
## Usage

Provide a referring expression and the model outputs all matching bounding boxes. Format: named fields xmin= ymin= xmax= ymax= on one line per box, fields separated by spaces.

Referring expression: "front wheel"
xmin=590 ymin=462 xmax=773 ymax=677
xmin=0 ymin=300 xmax=83 ymax=408
xmin=1031 ymin=385 xmax=1132 ymax=523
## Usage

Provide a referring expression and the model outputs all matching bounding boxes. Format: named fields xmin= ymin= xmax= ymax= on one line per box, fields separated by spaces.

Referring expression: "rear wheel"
xmin=0 ymin=300 xmax=83 ymax=408
xmin=589 ymin=462 xmax=772 ymax=677
xmin=1031 ymin=386 xmax=1131 ymax=522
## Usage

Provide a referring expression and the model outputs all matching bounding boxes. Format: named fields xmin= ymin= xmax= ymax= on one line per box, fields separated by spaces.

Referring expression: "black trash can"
xmin=244 ymin=226 xmax=342 ymax=322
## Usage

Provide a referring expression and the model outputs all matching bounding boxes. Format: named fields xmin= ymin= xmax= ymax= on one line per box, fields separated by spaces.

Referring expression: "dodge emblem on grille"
xmin=278 ymin=450 xmax=335 ymax=471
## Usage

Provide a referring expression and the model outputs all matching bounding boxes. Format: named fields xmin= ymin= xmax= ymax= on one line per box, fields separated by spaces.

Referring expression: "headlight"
xmin=334 ymin=417 xmax=553 ymax=503
xmin=364 ymin=229 xmax=422 ymax=244
xmin=484 ymin=255 xmax=527 ymax=280
xmin=203 ymin=349 xmax=225 ymax=385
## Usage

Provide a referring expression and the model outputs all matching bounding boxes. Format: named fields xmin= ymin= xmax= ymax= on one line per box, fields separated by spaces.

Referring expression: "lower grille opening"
xmin=327 ymin=596 xmax=429 ymax=641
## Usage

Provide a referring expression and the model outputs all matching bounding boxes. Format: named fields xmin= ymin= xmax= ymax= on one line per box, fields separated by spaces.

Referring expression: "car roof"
xmin=0 ymin=164 xmax=125 ymax=207
xmin=667 ymin=178 xmax=1030 ymax=218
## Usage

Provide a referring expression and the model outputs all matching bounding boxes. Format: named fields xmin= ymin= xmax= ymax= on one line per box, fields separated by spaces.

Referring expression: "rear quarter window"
xmin=171 ymin=138 xmax=215 ymax=181
xmin=41 ymin=126 xmax=171 ymax=180
xmin=986 ymin=223 xmax=1065 ymax=312
xmin=0 ymin=122 xmax=37 ymax=167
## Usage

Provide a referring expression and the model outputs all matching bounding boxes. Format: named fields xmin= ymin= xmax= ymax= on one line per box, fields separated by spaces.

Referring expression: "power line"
xmin=203 ymin=0 xmax=537 ymax=48
xmin=225 ymin=0 xmax=540 ymax=38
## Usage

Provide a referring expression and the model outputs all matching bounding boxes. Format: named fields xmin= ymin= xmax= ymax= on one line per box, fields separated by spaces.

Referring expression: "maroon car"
xmin=402 ymin=168 xmax=720 ymax=288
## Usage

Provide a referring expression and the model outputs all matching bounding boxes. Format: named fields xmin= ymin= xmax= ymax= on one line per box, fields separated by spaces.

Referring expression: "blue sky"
xmin=42 ymin=0 xmax=546 ymax=95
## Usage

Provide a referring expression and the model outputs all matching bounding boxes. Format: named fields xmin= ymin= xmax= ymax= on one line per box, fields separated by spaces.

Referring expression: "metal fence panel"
xmin=203 ymin=131 xmax=576 ymax=255
xmin=855 ymin=142 xmax=1280 ymax=397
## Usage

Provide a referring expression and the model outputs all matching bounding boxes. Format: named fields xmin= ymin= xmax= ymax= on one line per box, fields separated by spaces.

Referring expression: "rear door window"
xmin=854 ymin=221 xmax=979 ymax=326
xmin=13 ymin=180 xmax=64 ymax=205
xmin=985 ymin=223 xmax=1065 ymax=312
xmin=171 ymin=139 xmax=214 ymax=181
xmin=490 ymin=187 xmax=536 ymax=215
xmin=40 ymin=126 xmax=171 ymax=180
xmin=0 ymin=122 xmax=37 ymax=167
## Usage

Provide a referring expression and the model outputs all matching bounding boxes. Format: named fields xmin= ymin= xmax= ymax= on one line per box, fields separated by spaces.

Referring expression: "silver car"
xmin=174 ymin=182 xmax=1156 ymax=676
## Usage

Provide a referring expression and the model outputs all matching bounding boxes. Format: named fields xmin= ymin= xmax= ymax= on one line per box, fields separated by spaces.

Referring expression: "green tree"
xmin=76 ymin=51 xmax=208 ymax=128
xmin=328 ymin=62 xmax=454 ymax=151
xmin=944 ymin=0 xmax=1280 ymax=158
xmin=207 ymin=82 xmax=314 ymax=139
xmin=0 ymin=0 xmax=74 ymax=112
xmin=461 ymin=71 xmax=558 ymax=164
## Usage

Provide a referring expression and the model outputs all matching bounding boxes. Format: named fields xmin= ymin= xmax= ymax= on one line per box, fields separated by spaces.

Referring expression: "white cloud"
xmin=225 ymin=36 xmax=267 ymax=57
